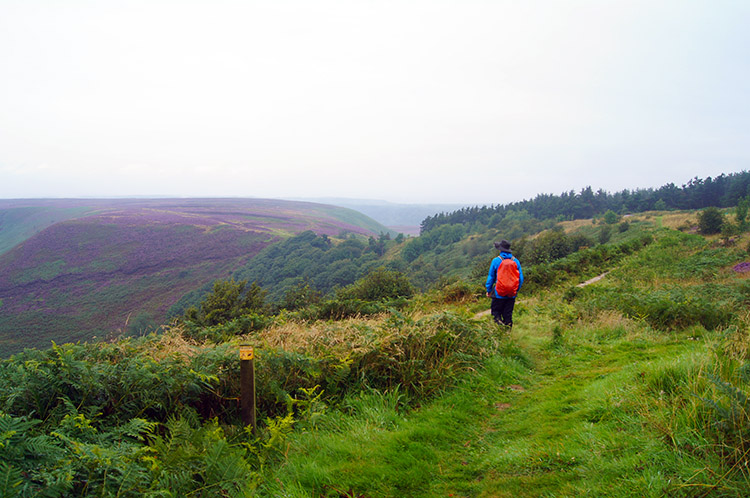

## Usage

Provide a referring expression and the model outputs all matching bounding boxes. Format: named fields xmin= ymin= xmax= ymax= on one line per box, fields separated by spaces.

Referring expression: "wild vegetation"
xmin=0 ymin=199 xmax=392 ymax=356
xmin=2 ymin=181 xmax=750 ymax=496
xmin=420 ymin=171 xmax=750 ymax=232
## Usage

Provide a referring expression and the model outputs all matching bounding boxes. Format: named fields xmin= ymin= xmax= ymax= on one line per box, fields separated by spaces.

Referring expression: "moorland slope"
xmin=0 ymin=198 xmax=390 ymax=355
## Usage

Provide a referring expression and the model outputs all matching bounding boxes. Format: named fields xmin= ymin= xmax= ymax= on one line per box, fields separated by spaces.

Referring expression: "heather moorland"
xmin=0 ymin=198 xmax=390 ymax=355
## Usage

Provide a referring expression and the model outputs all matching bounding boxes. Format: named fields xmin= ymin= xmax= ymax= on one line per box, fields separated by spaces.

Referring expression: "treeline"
xmin=421 ymin=171 xmax=750 ymax=233
xmin=169 ymin=231 xmax=406 ymax=316
xmin=232 ymin=231 xmax=406 ymax=303
xmin=401 ymin=211 xmax=555 ymax=273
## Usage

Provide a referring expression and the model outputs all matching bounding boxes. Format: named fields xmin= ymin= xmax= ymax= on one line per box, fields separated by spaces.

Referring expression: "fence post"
xmin=239 ymin=345 xmax=257 ymax=434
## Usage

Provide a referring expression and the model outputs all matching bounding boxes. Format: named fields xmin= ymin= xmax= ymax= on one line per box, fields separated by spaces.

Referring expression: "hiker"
xmin=486 ymin=239 xmax=524 ymax=327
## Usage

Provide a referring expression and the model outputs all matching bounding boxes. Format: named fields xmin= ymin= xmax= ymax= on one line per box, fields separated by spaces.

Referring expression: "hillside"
xmin=0 ymin=203 xmax=102 ymax=255
xmin=1 ymin=180 xmax=750 ymax=495
xmin=1 ymin=215 xmax=749 ymax=496
xmin=0 ymin=198 xmax=390 ymax=355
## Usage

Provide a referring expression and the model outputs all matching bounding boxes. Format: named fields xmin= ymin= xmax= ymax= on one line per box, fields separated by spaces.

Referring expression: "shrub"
xmin=313 ymin=297 xmax=394 ymax=321
xmin=520 ymin=228 xmax=577 ymax=265
xmin=0 ymin=407 xmax=260 ymax=498
xmin=521 ymin=234 xmax=653 ymax=294
xmin=148 ymin=414 xmax=258 ymax=497
xmin=576 ymin=285 xmax=734 ymax=331
xmin=673 ymin=247 xmax=741 ymax=280
xmin=0 ymin=301 xmax=505 ymax=497
xmin=340 ymin=267 xmax=415 ymax=301
xmin=278 ymin=282 xmax=322 ymax=312
xmin=295 ymin=268 xmax=415 ymax=320
xmin=184 ymin=279 xmax=268 ymax=327
xmin=598 ymin=225 xmax=612 ymax=244
xmin=736 ymin=195 xmax=749 ymax=228
xmin=434 ymin=279 xmax=478 ymax=303
xmin=351 ymin=312 xmax=499 ymax=397
xmin=603 ymin=210 xmax=619 ymax=224
xmin=251 ymin=310 xmax=502 ymax=412
xmin=184 ymin=313 xmax=273 ymax=342
xmin=568 ymin=233 xmax=594 ymax=251
xmin=0 ymin=341 xmax=222 ymax=425
xmin=698 ymin=207 xmax=724 ymax=235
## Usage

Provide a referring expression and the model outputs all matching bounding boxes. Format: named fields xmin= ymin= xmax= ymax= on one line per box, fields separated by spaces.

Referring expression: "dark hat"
xmin=494 ymin=239 xmax=511 ymax=251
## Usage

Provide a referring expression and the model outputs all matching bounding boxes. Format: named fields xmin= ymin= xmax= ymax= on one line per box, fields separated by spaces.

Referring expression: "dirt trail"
xmin=576 ymin=271 xmax=609 ymax=287
xmin=473 ymin=309 xmax=491 ymax=319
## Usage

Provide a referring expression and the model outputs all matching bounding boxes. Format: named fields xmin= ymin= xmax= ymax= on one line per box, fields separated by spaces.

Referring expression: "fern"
xmin=147 ymin=412 xmax=258 ymax=497
xmin=19 ymin=435 xmax=59 ymax=460
xmin=702 ymin=372 xmax=750 ymax=464
xmin=0 ymin=413 xmax=73 ymax=498
xmin=706 ymin=373 xmax=750 ymax=427
xmin=0 ymin=462 xmax=23 ymax=498
xmin=0 ymin=412 xmax=49 ymax=462
xmin=114 ymin=418 xmax=157 ymax=442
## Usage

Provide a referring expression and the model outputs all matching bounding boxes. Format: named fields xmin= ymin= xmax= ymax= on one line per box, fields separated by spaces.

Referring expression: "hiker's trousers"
xmin=491 ymin=297 xmax=515 ymax=327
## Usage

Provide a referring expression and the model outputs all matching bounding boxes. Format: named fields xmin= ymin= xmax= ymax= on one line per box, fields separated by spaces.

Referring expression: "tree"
xmin=736 ymin=196 xmax=750 ymax=229
xmin=603 ymin=210 xmax=618 ymax=224
xmin=279 ymin=281 xmax=321 ymax=311
xmin=698 ymin=207 xmax=724 ymax=235
xmin=721 ymin=220 xmax=738 ymax=245
xmin=529 ymin=229 xmax=571 ymax=264
xmin=368 ymin=235 xmax=386 ymax=256
xmin=184 ymin=279 xmax=267 ymax=326
xmin=341 ymin=267 xmax=414 ymax=301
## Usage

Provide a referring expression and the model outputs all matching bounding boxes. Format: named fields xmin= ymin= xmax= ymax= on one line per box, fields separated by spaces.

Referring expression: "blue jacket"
xmin=486 ymin=251 xmax=524 ymax=299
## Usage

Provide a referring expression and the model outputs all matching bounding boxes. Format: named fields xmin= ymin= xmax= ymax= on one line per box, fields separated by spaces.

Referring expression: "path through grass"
xmin=262 ymin=314 xmax=715 ymax=497
xmin=440 ymin=320 xmax=708 ymax=497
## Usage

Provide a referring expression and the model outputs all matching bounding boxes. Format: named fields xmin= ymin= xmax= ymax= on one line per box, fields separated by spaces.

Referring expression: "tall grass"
xmin=0 ymin=307 xmax=505 ymax=496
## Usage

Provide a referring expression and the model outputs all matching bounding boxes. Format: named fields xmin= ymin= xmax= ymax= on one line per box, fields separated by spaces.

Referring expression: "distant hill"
xmin=0 ymin=198 xmax=390 ymax=355
xmin=289 ymin=198 xmax=471 ymax=235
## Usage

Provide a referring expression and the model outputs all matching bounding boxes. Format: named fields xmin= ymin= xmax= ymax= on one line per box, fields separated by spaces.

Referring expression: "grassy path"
xmin=432 ymin=318 xmax=708 ymax=497
xmin=263 ymin=315 xmax=710 ymax=498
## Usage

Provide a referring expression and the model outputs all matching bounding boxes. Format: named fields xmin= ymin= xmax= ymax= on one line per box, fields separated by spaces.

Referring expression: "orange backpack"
xmin=495 ymin=257 xmax=520 ymax=297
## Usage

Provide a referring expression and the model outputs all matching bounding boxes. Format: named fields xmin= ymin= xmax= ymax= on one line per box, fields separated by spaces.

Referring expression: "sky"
xmin=1 ymin=0 xmax=748 ymax=205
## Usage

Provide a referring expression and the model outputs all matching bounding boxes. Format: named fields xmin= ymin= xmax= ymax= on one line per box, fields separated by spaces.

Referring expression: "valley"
xmin=0 ymin=198 xmax=391 ymax=355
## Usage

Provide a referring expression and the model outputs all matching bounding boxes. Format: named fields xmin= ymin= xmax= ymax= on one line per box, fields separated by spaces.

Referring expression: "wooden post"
xmin=239 ymin=345 xmax=256 ymax=434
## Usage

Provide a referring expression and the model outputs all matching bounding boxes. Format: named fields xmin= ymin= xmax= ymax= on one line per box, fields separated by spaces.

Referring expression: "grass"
xmin=255 ymin=227 xmax=750 ymax=497
xmin=3 ymin=215 xmax=749 ymax=495
xmin=257 ymin=305 xmax=721 ymax=497
xmin=259 ymin=348 xmax=533 ymax=498
xmin=464 ymin=322 xmax=708 ymax=497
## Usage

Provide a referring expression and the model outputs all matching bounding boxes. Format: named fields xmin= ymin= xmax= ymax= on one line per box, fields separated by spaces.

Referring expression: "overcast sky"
xmin=1 ymin=1 xmax=748 ymax=204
